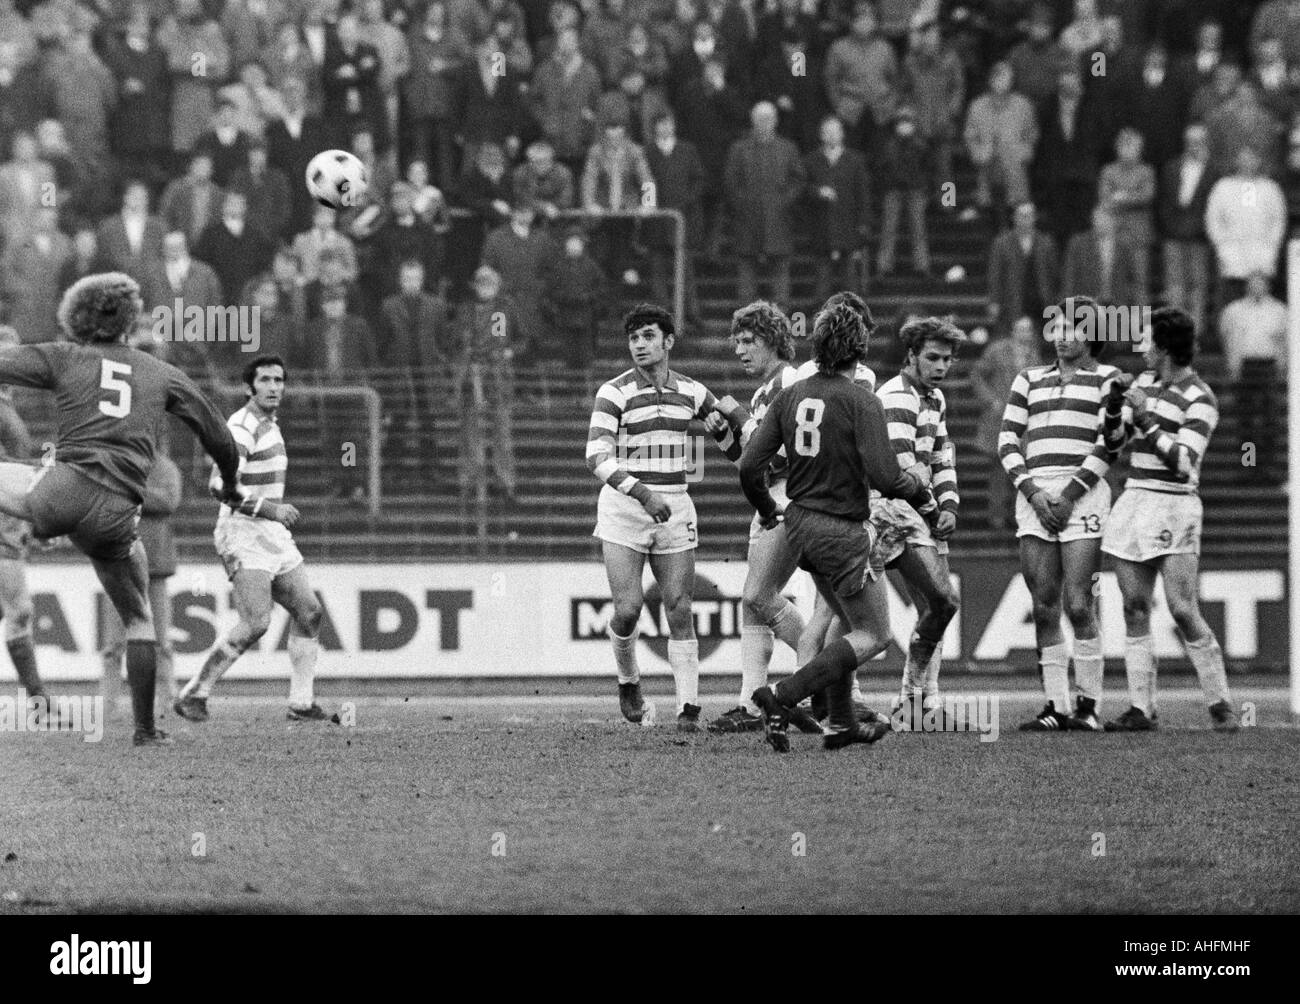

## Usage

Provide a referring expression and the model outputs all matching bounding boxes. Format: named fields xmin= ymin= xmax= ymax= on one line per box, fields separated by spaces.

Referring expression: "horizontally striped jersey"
xmin=586 ymin=367 xmax=728 ymax=494
xmin=876 ymin=371 xmax=954 ymax=514
xmin=730 ymin=363 xmax=801 ymax=483
xmin=999 ymin=360 xmax=1119 ymax=502
xmin=209 ymin=404 xmax=288 ymax=522
xmin=1103 ymin=369 xmax=1218 ymax=494
xmin=795 ymin=358 xmax=876 ymax=391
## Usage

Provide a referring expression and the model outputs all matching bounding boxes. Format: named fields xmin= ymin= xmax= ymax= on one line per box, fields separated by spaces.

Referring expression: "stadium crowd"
xmin=0 ymin=0 xmax=1294 ymax=496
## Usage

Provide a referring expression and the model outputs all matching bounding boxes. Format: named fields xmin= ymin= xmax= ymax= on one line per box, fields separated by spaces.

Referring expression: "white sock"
xmin=288 ymin=631 xmax=319 ymax=709
xmin=1183 ymin=632 xmax=1230 ymax=707
xmin=181 ymin=640 xmax=240 ymax=699
xmin=1072 ymin=635 xmax=1103 ymax=704
xmin=850 ymin=671 xmax=865 ymax=703
xmin=921 ymin=647 xmax=942 ymax=703
xmin=768 ymin=601 xmax=805 ymax=652
xmin=899 ymin=630 xmax=923 ymax=699
xmin=667 ymin=638 xmax=699 ymax=714
xmin=610 ymin=627 xmax=640 ymax=685
xmin=1040 ymin=641 xmax=1070 ymax=713
xmin=739 ymin=624 xmax=773 ymax=713
xmin=1124 ymin=635 xmax=1155 ymax=716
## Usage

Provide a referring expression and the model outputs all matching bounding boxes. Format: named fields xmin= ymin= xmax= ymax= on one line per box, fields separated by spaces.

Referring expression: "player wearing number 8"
xmin=0 ymin=272 xmax=241 ymax=746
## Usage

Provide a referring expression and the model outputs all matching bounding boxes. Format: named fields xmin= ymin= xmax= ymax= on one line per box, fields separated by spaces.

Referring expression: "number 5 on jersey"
xmin=99 ymin=360 xmax=133 ymax=418
xmin=794 ymin=398 xmax=824 ymax=457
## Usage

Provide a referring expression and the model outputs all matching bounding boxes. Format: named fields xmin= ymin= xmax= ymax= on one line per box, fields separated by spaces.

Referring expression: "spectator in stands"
xmin=194 ymin=98 xmax=252 ymax=188
xmin=303 ymin=283 xmax=374 ymax=375
xmin=903 ymin=13 xmax=964 ymax=199
xmin=1223 ymin=274 xmax=1287 ymax=485
xmin=43 ymin=30 xmax=116 ymax=165
xmin=1188 ymin=59 xmax=1241 ymax=126
xmin=1252 ymin=0 xmax=1300 ymax=68
xmin=379 ymin=258 xmax=451 ymax=369
xmin=1249 ymin=34 xmax=1297 ymax=125
xmin=676 ymin=55 xmax=748 ymax=254
xmin=455 ymin=264 xmax=520 ymax=501
xmin=338 ymin=127 xmax=397 ymax=244
xmin=725 ymin=100 xmax=805 ymax=307
xmin=452 ymin=35 xmax=531 ymax=177
xmin=159 ymin=153 xmax=225 ymax=248
xmin=1177 ymin=19 xmax=1224 ymax=97
xmin=1062 ymin=205 xmax=1143 ymax=313
xmin=804 ymin=114 xmax=869 ymax=304
xmin=659 ymin=0 xmax=702 ymax=65
xmin=824 ymin=1 xmax=899 ymax=152
xmin=581 ymin=94 xmax=654 ymax=282
xmin=513 ymin=139 xmax=575 ymax=220
xmin=0 ymin=36 xmax=50 ymax=165
xmin=754 ymin=24 xmax=823 ymax=152
xmin=1031 ymin=65 xmax=1101 ymax=244
xmin=876 ymin=106 xmax=933 ymax=278
xmin=293 ymin=205 xmax=359 ymax=284
xmin=405 ymin=159 xmax=448 ymax=225
xmin=227 ymin=138 xmax=292 ymax=241
xmin=103 ymin=3 xmax=172 ymax=186
xmin=1158 ymin=122 xmax=1216 ymax=336
xmin=219 ymin=60 xmax=288 ymax=139
xmin=263 ymin=20 xmax=318 ymax=112
xmin=540 ymin=224 xmax=607 ymax=379
xmin=531 ymin=26 xmax=603 ymax=178
xmin=670 ymin=19 xmax=727 ymax=103
xmin=488 ymin=7 xmax=534 ymax=77
xmin=404 ymin=0 xmax=470 ymax=190
xmin=0 ymin=206 xmax=68 ymax=342
xmin=1219 ymin=270 xmax=1287 ymax=380
xmin=299 ymin=1 xmax=333 ymax=113
xmin=1205 ymin=145 xmax=1287 ymax=306
xmin=34 ymin=118 xmax=80 ymax=208
xmin=324 ymin=9 xmax=387 ymax=151
xmin=57 ymin=224 xmax=104 ymax=293
xmin=583 ymin=0 xmax=634 ymax=82
xmin=1122 ymin=43 xmax=1189 ymax=177
xmin=1098 ymin=127 xmax=1156 ymax=300
xmin=269 ymin=246 xmax=308 ymax=320
xmin=482 ymin=201 xmax=559 ymax=346
xmin=972 ymin=314 xmax=1041 ymax=530
xmin=606 ymin=20 xmax=669 ymax=96
xmin=141 ymin=230 xmax=223 ymax=379
xmin=96 ymin=178 xmax=165 ymax=282
xmin=964 ymin=60 xmax=1038 ymax=221
xmin=0 ymin=131 xmax=53 ymax=243
xmin=1009 ymin=3 xmax=1065 ymax=112
xmin=158 ymin=0 xmax=231 ymax=154
xmin=0 ymin=0 xmax=36 ymax=74
xmin=358 ymin=0 xmax=410 ymax=143
xmin=1060 ymin=0 xmax=1104 ymax=59
xmin=243 ymin=274 xmax=304 ymax=364
xmin=1206 ymin=81 xmax=1285 ymax=176
xmin=645 ymin=111 xmax=705 ymax=325
xmin=265 ymin=75 xmax=329 ymax=235
xmin=195 ymin=191 xmax=277 ymax=307
xmin=303 ymin=248 xmax=364 ymax=320
xmin=371 ymin=181 xmax=443 ymax=296
xmin=615 ymin=63 xmax=673 ymax=149
xmin=987 ymin=201 xmax=1058 ymax=335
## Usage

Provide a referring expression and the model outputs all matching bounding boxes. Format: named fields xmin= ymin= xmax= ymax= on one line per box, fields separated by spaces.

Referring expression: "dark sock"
xmin=126 ymin=640 xmax=158 ymax=733
xmin=825 ymin=669 xmax=855 ymax=731
xmin=810 ymin=689 xmax=829 ymax=720
xmin=775 ymin=638 xmax=858 ymax=708
xmin=7 ymin=635 xmax=44 ymax=698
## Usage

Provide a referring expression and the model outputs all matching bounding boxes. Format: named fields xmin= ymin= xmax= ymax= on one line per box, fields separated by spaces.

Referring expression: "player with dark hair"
xmin=1000 ymin=295 xmax=1121 ymax=732
xmin=0 ymin=273 xmax=241 ymax=746
xmin=740 ymin=302 xmax=931 ymax=752
xmin=872 ymin=316 xmax=965 ymax=729
xmin=174 ymin=354 xmax=330 ymax=722
xmin=1100 ymin=307 xmax=1238 ymax=731
xmin=705 ymin=302 xmax=820 ymax=733
xmin=587 ymin=303 xmax=750 ymax=730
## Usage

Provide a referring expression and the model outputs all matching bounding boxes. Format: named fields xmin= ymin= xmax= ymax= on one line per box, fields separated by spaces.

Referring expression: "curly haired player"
xmin=740 ymin=302 xmax=930 ymax=752
xmin=0 ymin=273 xmax=241 ymax=746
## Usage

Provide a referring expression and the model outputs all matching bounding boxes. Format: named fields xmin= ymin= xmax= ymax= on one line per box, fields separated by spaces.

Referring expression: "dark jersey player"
xmin=739 ymin=302 xmax=931 ymax=752
xmin=0 ymin=273 xmax=241 ymax=746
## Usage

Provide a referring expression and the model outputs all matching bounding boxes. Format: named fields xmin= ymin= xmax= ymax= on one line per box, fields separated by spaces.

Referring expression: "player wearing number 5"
xmin=587 ymin=303 xmax=752 ymax=731
xmin=0 ymin=273 xmax=242 ymax=746
xmin=999 ymin=296 xmax=1121 ymax=732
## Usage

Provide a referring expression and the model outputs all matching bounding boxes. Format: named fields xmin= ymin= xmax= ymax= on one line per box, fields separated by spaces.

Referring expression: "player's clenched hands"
xmin=1106 ymin=372 xmax=1134 ymax=410
xmin=1030 ymin=490 xmax=1065 ymax=533
xmin=702 ymin=411 xmax=729 ymax=436
xmin=932 ymin=510 xmax=957 ymax=540
xmin=1045 ymin=493 xmax=1075 ymax=529
xmin=905 ymin=461 xmax=932 ymax=488
xmin=1123 ymin=385 xmax=1149 ymax=416
xmin=640 ymin=491 xmax=672 ymax=524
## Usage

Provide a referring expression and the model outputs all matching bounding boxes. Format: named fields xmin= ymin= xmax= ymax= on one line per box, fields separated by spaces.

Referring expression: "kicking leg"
xmin=602 ymin=541 xmax=651 ymax=723
xmin=273 ymin=565 xmax=326 ymax=718
xmin=1105 ymin=557 xmax=1160 ymax=731
xmin=0 ymin=557 xmax=44 ymax=702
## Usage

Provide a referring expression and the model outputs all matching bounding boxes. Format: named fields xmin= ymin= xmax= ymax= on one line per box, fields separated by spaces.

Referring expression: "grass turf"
xmin=3 ymin=690 xmax=1298 ymax=914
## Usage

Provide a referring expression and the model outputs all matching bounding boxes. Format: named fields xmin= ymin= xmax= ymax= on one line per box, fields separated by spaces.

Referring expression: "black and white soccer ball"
xmin=305 ymin=149 xmax=369 ymax=210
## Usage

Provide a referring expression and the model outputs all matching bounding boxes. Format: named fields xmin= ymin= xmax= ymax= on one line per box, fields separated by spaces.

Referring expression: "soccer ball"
xmin=305 ymin=149 xmax=368 ymax=210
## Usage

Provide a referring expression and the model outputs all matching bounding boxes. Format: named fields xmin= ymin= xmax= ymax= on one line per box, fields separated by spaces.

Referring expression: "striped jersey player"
xmin=1000 ymin=296 xmax=1120 ymax=733
xmin=174 ymin=354 xmax=331 ymax=724
xmin=1098 ymin=306 xmax=1237 ymax=732
xmin=587 ymin=303 xmax=750 ymax=732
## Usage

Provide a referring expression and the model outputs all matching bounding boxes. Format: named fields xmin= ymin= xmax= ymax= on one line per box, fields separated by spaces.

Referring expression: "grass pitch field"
xmin=4 ymin=685 xmax=1298 ymax=914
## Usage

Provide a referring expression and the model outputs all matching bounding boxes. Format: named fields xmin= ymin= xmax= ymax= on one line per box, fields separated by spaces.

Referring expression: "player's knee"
xmin=5 ymin=602 xmax=33 ymax=635
xmin=1121 ymin=595 xmax=1151 ymax=624
xmin=1030 ymin=598 xmax=1060 ymax=629
xmin=1169 ymin=605 xmax=1201 ymax=638
xmin=610 ymin=603 xmax=642 ymax=636
xmin=298 ymin=599 xmax=323 ymax=635
xmin=245 ymin=612 xmax=273 ymax=640
xmin=929 ymin=589 xmax=959 ymax=625
xmin=741 ymin=589 xmax=778 ymax=624
xmin=1063 ymin=597 xmax=1095 ymax=632
xmin=662 ymin=592 xmax=694 ymax=632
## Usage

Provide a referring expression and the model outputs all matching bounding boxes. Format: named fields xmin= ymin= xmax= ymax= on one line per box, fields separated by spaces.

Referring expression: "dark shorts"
xmin=26 ymin=463 xmax=140 ymax=563
xmin=783 ymin=502 xmax=877 ymax=599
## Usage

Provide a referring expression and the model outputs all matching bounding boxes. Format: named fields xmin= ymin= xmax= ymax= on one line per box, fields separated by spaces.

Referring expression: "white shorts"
xmin=868 ymin=497 xmax=948 ymax=573
xmin=593 ymin=484 xmax=698 ymax=554
xmin=748 ymin=479 xmax=791 ymax=542
xmin=214 ymin=516 xmax=304 ymax=579
xmin=1015 ymin=473 xmax=1111 ymax=543
xmin=1101 ymin=488 xmax=1202 ymax=562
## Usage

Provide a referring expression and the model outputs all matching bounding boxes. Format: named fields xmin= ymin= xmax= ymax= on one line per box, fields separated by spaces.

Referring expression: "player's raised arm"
xmin=696 ymin=385 xmax=752 ymax=463
xmin=0 ymin=343 xmax=56 ymax=390
xmin=165 ymin=367 xmax=240 ymax=495
xmin=998 ymin=369 xmax=1040 ymax=500
xmin=858 ymin=387 xmax=926 ymax=505
xmin=1101 ymin=370 xmax=1136 ymax=454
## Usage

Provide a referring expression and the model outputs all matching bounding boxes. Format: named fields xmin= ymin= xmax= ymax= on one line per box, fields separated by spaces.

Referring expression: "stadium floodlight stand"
xmin=1289 ymin=240 xmax=1300 ymax=718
